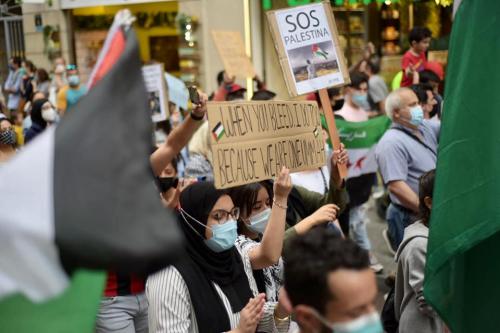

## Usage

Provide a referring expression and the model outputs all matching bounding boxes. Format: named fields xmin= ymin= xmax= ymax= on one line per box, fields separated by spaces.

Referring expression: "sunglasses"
xmin=66 ymin=64 xmax=78 ymax=71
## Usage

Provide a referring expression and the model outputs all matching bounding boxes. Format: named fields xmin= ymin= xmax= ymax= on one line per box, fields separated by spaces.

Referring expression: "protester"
xmin=51 ymin=56 xmax=67 ymax=92
xmin=35 ymin=68 xmax=51 ymax=97
xmin=228 ymin=168 xmax=292 ymax=303
xmin=375 ymin=88 xmax=439 ymax=252
xmin=283 ymin=227 xmax=382 ymax=333
xmin=147 ymin=181 xmax=291 ymax=332
xmin=213 ymin=70 xmax=236 ymax=101
xmin=335 ymin=71 xmax=383 ymax=273
xmin=57 ymin=64 xmax=86 ymax=116
xmin=3 ymin=56 xmax=23 ymax=117
xmin=24 ymin=98 xmax=50 ymax=143
xmin=184 ymin=121 xmax=213 ymax=181
xmin=401 ymin=27 xmax=432 ymax=87
xmin=419 ymin=70 xmax=443 ymax=120
xmin=363 ymin=56 xmax=389 ymax=115
xmin=251 ymin=89 xmax=276 ymax=101
xmin=410 ymin=83 xmax=437 ymax=120
xmin=336 ymin=71 xmax=371 ymax=118
xmin=20 ymin=60 xmax=36 ymax=110
xmin=0 ymin=117 xmax=17 ymax=163
xmin=395 ymin=170 xmax=445 ymax=333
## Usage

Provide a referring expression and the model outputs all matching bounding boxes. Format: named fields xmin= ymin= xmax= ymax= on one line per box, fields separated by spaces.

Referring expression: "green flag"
xmin=336 ymin=116 xmax=391 ymax=179
xmin=0 ymin=271 xmax=105 ymax=333
xmin=424 ymin=1 xmax=500 ymax=332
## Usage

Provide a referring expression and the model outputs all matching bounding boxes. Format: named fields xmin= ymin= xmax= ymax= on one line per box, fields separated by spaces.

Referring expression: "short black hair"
xmin=409 ymin=26 xmax=432 ymax=44
xmin=419 ymin=70 xmax=441 ymax=84
xmin=284 ymin=226 xmax=370 ymax=313
xmin=419 ymin=169 xmax=435 ymax=226
xmin=252 ymin=90 xmax=276 ymax=101
xmin=410 ymin=83 xmax=434 ymax=104
xmin=366 ymin=56 xmax=381 ymax=74
xmin=226 ymin=91 xmax=245 ymax=101
xmin=348 ymin=71 xmax=369 ymax=89
xmin=217 ymin=70 xmax=225 ymax=86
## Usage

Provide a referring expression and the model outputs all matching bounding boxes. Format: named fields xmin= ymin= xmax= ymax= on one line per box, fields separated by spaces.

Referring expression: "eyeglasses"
xmin=209 ymin=207 xmax=240 ymax=224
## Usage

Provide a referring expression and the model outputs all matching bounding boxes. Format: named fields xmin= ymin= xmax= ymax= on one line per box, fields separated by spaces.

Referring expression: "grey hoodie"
xmin=394 ymin=221 xmax=444 ymax=333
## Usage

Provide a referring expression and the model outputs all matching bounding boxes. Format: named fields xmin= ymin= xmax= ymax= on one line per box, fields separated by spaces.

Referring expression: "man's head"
xmin=385 ymin=88 xmax=423 ymax=129
xmin=410 ymin=83 xmax=437 ymax=119
xmin=54 ymin=57 xmax=66 ymax=74
xmin=66 ymin=64 xmax=80 ymax=87
xmin=409 ymin=26 xmax=432 ymax=54
xmin=419 ymin=69 xmax=441 ymax=94
xmin=346 ymin=71 xmax=369 ymax=110
xmin=9 ymin=57 xmax=21 ymax=71
xmin=225 ymin=84 xmax=246 ymax=101
xmin=284 ymin=227 xmax=380 ymax=333
xmin=364 ymin=56 xmax=381 ymax=76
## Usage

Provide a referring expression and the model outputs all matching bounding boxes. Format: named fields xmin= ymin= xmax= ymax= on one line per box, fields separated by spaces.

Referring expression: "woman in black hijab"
xmin=24 ymin=98 xmax=48 ymax=143
xmin=146 ymin=182 xmax=291 ymax=333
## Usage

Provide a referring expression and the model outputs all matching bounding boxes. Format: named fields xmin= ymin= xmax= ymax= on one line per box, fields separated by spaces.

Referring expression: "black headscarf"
xmin=174 ymin=182 xmax=253 ymax=333
xmin=30 ymin=98 xmax=48 ymax=128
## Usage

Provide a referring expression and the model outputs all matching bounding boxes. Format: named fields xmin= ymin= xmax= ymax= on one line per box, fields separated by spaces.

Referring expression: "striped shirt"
xmin=146 ymin=246 xmax=290 ymax=333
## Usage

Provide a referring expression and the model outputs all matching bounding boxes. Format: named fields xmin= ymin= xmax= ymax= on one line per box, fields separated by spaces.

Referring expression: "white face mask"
xmin=316 ymin=311 xmax=383 ymax=333
xmin=42 ymin=107 xmax=58 ymax=122
xmin=247 ymin=207 xmax=271 ymax=234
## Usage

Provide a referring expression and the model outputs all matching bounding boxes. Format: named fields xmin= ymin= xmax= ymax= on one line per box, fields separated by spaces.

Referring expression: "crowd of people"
xmin=1 ymin=25 xmax=446 ymax=333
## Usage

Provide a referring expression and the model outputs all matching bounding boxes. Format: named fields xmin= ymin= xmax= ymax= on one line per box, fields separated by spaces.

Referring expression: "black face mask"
xmin=333 ymin=99 xmax=344 ymax=111
xmin=155 ymin=177 xmax=179 ymax=193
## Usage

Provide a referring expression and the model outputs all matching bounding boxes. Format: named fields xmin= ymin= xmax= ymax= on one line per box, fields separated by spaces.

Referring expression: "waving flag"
xmin=312 ymin=44 xmax=329 ymax=60
xmin=336 ymin=116 xmax=391 ymax=179
xmin=0 ymin=9 xmax=183 ymax=332
xmin=424 ymin=1 xmax=500 ymax=332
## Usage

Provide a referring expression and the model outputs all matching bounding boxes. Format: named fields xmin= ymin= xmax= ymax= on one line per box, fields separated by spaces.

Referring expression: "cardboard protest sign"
xmin=211 ymin=30 xmax=256 ymax=79
xmin=266 ymin=1 xmax=350 ymax=97
xmin=165 ymin=73 xmax=189 ymax=110
xmin=142 ymin=64 xmax=169 ymax=122
xmin=208 ymin=100 xmax=326 ymax=189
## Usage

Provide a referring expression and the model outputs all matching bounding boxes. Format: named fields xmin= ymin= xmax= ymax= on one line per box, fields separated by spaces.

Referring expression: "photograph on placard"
xmin=142 ymin=64 xmax=169 ymax=122
xmin=288 ymin=41 xmax=340 ymax=83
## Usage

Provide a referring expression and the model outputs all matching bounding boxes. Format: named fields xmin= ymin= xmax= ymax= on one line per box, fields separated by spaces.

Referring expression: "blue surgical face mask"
xmin=68 ymin=75 xmax=80 ymax=87
xmin=409 ymin=105 xmax=424 ymax=126
xmin=204 ymin=219 xmax=238 ymax=252
xmin=247 ymin=207 xmax=271 ymax=234
xmin=180 ymin=208 xmax=237 ymax=253
xmin=351 ymin=93 xmax=369 ymax=110
xmin=316 ymin=311 xmax=383 ymax=333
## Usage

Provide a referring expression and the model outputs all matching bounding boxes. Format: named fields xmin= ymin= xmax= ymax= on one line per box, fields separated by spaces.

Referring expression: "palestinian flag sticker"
xmin=212 ymin=122 xmax=225 ymax=141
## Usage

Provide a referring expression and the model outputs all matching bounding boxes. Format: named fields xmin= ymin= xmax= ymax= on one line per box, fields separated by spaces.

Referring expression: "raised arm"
xmin=150 ymin=90 xmax=208 ymax=176
xmin=248 ymin=168 xmax=292 ymax=270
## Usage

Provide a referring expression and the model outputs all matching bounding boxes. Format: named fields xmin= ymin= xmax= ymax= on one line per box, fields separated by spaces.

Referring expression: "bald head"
xmin=385 ymin=88 xmax=418 ymax=119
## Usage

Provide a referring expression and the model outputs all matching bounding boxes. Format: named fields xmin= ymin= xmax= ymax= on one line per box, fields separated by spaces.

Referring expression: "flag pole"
xmin=318 ymin=88 xmax=347 ymax=179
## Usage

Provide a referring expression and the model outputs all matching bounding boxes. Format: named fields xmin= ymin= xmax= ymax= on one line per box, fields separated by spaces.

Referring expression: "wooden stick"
xmin=318 ymin=88 xmax=347 ymax=180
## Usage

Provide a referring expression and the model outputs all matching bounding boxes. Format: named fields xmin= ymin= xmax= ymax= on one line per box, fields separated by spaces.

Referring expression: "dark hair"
xmin=10 ymin=56 xmax=22 ymax=67
xmin=419 ymin=70 xmax=441 ymax=84
xmin=23 ymin=60 xmax=36 ymax=73
xmin=419 ymin=169 xmax=435 ymax=226
xmin=226 ymin=91 xmax=245 ymax=101
xmin=36 ymin=68 xmax=50 ymax=82
xmin=366 ymin=56 xmax=381 ymax=74
xmin=228 ymin=182 xmax=271 ymax=233
xmin=216 ymin=70 xmax=225 ymax=86
xmin=410 ymin=83 xmax=433 ymax=104
xmin=252 ymin=90 xmax=276 ymax=101
xmin=348 ymin=71 xmax=369 ymax=89
xmin=284 ymin=227 xmax=370 ymax=313
xmin=409 ymin=26 xmax=432 ymax=44
xmin=0 ymin=118 xmax=13 ymax=126
xmin=314 ymin=87 xmax=340 ymax=108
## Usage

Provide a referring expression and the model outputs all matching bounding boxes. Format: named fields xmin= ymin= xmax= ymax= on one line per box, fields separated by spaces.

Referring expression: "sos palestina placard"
xmin=267 ymin=1 xmax=350 ymax=96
